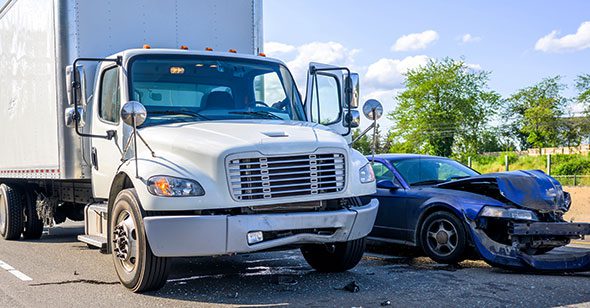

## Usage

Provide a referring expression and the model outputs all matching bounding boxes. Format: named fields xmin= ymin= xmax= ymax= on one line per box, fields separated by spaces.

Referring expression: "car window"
xmin=390 ymin=158 xmax=478 ymax=186
xmin=371 ymin=161 xmax=402 ymax=186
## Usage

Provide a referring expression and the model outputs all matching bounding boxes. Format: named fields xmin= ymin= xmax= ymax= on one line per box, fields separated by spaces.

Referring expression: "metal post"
xmin=505 ymin=155 xmax=509 ymax=171
xmin=371 ymin=110 xmax=377 ymax=164
xmin=546 ymin=154 xmax=551 ymax=175
xmin=468 ymin=157 xmax=472 ymax=168
xmin=574 ymin=174 xmax=578 ymax=186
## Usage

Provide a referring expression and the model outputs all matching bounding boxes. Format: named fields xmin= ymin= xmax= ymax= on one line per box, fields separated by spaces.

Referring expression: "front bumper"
xmin=143 ymin=198 xmax=379 ymax=257
xmin=469 ymin=220 xmax=590 ymax=271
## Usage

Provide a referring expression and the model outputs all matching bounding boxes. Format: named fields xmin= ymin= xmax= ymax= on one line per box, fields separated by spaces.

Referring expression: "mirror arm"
xmin=350 ymin=121 xmax=376 ymax=145
xmin=71 ymin=56 xmax=122 ymax=140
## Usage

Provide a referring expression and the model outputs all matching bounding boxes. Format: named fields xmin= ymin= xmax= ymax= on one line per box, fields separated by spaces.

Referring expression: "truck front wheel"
xmin=0 ymin=184 xmax=24 ymax=240
xmin=110 ymin=189 xmax=170 ymax=293
xmin=301 ymin=237 xmax=366 ymax=272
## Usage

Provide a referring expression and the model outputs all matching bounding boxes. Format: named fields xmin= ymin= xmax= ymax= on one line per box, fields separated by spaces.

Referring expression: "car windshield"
xmin=128 ymin=55 xmax=305 ymax=127
xmin=389 ymin=157 xmax=479 ymax=186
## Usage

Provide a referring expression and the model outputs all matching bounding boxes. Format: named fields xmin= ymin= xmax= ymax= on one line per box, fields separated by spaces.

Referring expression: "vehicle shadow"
xmin=19 ymin=222 xmax=85 ymax=244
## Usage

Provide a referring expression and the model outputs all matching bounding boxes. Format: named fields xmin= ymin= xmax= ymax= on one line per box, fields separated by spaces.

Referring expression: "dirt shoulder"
xmin=563 ymin=186 xmax=590 ymax=222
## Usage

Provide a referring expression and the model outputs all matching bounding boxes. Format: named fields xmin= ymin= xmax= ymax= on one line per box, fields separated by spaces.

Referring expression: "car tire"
xmin=420 ymin=211 xmax=467 ymax=264
xmin=110 ymin=189 xmax=170 ymax=293
xmin=21 ymin=187 xmax=44 ymax=240
xmin=0 ymin=184 xmax=24 ymax=240
xmin=301 ymin=237 xmax=366 ymax=272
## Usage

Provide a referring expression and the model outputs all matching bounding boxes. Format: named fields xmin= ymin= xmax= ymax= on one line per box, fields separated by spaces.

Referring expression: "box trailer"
xmin=0 ymin=0 xmax=379 ymax=292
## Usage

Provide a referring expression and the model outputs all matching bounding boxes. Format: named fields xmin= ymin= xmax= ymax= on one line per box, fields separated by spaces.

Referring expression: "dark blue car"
xmin=366 ymin=154 xmax=590 ymax=271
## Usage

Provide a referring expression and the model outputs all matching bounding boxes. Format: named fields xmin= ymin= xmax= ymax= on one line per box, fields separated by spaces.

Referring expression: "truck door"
xmin=304 ymin=63 xmax=358 ymax=137
xmin=90 ymin=64 xmax=125 ymax=199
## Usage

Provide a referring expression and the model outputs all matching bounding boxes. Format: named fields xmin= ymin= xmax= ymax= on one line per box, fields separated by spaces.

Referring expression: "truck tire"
xmin=110 ymin=189 xmax=169 ymax=293
xmin=301 ymin=237 xmax=366 ymax=272
xmin=0 ymin=184 xmax=24 ymax=240
xmin=21 ymin=187 xmax=43 ymax=240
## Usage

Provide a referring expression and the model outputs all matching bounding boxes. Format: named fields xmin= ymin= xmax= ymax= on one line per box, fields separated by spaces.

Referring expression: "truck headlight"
xmin=359 ymin=163 xmax=375 ymax=183
xmin=479 ymin=206 xmax=538 ymax=221
xmin=147 ymin=176 xmax=205 ymax=197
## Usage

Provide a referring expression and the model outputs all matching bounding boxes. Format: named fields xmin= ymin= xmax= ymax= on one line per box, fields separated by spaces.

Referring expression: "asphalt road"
xmin=0 ymin=221 xmax=590 ymax=307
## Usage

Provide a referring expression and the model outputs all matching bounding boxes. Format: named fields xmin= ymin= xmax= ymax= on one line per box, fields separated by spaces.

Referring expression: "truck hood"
xmin=138 ymin=120 xmax=348 ymax=159
xmin=437 ymin=170 xmax=570 ymax=213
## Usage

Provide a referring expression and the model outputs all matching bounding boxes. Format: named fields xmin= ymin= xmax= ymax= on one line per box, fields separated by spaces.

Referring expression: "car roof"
xmin=369 ymin=154 xmax=450 ymax=162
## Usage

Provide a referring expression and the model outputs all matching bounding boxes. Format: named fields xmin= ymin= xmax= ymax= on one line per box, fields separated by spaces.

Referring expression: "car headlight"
xmin=479 ymin=206 xmax=538 ymax=221
xmin=147 ymin=176 xmax=205 ymax=197
xmin=359 ymin=163 xmax=375 ymax=183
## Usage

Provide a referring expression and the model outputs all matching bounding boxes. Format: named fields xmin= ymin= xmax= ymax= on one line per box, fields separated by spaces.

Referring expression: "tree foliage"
xmin=577 ymin=74 xmax=590 ymax=106
xmin=388 ymin=57 xmax=500 ymax=158
xmin=506 ymin=76 xmax=566 ymax=150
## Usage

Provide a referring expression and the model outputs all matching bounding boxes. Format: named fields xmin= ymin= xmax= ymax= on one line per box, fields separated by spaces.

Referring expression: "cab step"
xmin=78 ymin=234 xmax=107 ymax=250
xmin=78 ymin=202 xmax=108 ymax=252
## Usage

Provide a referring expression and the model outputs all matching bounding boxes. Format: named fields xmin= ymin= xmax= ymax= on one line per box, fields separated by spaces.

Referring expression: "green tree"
xmin=506 ymin=76 xmax=566 ymax=151
xmin=577 ymin=74 xmax=590 ymax=106
xmin=351 ymin=129 xmax=371 ymax=155
xmin=389 ymin=57 xmax=500 ymax=158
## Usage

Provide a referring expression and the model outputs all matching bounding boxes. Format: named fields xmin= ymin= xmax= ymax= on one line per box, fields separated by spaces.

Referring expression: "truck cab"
xmin=67 ymin=48 xmax=379 ymax=292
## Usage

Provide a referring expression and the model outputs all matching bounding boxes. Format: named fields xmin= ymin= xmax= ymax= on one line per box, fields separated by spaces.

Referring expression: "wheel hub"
xmin=112 ymin=210 xmax=138 ymax=272
xmin=435 ymin=231 xmax=449 ymax=244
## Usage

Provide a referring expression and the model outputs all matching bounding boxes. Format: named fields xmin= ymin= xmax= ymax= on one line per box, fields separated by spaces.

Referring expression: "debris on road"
xmin=339 ymin=281 xmax=360 ymax=293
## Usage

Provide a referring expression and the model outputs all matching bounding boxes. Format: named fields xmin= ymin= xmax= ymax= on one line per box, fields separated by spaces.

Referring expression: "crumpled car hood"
xmin=437 ymin=170 xmax=569 ymax=212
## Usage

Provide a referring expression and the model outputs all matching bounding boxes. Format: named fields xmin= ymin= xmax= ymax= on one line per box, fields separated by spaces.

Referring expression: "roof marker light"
xmin=228 ymin=49 xmax=237 ymax=53
xmin=180 ymin=45 xmax=189 ymax=50
xmin=143 ymin=44 xmax=151 ymax=49
xmin=258 ymin=52 xmax=266 ymax=57
xmin=205 ymin=47 xmax=213 ymax=51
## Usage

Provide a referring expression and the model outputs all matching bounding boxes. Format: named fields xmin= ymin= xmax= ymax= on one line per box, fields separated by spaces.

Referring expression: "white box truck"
xmin=0 ymin=0 xmax=379 ymax=292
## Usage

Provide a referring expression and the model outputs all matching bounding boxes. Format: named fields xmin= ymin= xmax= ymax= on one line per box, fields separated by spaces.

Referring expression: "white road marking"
xmin=0 ymin=260 xmax=32 ymax=281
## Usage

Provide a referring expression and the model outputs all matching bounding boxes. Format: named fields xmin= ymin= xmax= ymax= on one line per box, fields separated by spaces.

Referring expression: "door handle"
xmin=91 ymin=147 xmax=98 ymax=170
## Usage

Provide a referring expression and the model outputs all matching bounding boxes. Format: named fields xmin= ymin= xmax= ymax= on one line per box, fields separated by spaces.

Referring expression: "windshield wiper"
xmin=410 ymin=179 xmax=447 ymax=186
xmin=150 ymin=110 xmax=209 ymax=120
xmin=448 ymin=175 xmax=471 ymax=181
xmin=228 ymin=110 xmax=283 ymax=120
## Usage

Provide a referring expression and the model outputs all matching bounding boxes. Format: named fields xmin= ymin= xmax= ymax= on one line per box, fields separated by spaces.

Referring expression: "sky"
xmin=263 ymin=0 xmax=590 ymax=128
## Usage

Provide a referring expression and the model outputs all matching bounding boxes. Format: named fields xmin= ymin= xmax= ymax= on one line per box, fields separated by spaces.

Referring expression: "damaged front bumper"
xmin=143 ymin=198 xmax=379 ymax=257
xmin=468 ymin=220 xmax=590 ymax=271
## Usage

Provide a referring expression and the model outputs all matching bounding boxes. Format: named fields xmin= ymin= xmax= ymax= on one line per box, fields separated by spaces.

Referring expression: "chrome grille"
xmin=227 ymin=153 xmax=346 ymax=200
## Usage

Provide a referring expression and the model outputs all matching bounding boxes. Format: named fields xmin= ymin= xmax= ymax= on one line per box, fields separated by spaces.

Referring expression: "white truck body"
xmin=0 ymin=0 xmax=378 ymax=292
xmin=0 ymin=0 xmax=262 ymax=179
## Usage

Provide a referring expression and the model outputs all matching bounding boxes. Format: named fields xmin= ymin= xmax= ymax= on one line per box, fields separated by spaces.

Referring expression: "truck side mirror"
xmin=66 ymin=65 xmax=87 ymax=106
xmin=362 ymin=99 xmax=383 ymax=120
xmin=64 ymin=106 xmax=85 ymax=128
xmin=121 ymin=101 xmax=147 ymax=126
xmin=346 ymin=73 xmax=360 ymax=108
xmin=344 ymin=110 xmax=360 ymax=128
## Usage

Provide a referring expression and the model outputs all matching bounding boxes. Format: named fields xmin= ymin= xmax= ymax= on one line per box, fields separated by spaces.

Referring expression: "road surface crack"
xmin=30 ymin=279 xmax=119 ymax=286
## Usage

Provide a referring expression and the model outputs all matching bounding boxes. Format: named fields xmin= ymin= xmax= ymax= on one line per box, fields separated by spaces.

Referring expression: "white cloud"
xmin=286 ymin=41 xmax=360 ymax=88
xmin=460 ymin=33 xmax=481 ymax=43
xmin=466 ymin=63 xmax=482 ymax=70
xmin=392 ymin=30 xmax=439 ymax=51
xmin=535 ymin=21 xmax=590 ymax=53
xmin=264 ymin=42 xmax=296 ymax=55
xmin=364 ymin=55 xmax=430 ymax=90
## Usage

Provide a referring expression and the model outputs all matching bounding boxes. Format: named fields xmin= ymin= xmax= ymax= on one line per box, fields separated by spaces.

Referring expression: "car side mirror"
xmin=377 ymin=179 xmax=401 ymax=190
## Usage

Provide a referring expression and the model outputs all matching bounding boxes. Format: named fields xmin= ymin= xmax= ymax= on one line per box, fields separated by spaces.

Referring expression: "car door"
xmin=370 ymin=161 xmax=414 ymax=243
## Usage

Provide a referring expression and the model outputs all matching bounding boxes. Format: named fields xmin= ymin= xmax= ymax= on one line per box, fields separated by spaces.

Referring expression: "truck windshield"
xmin=128 ymin=55 xmax=305 ymax=127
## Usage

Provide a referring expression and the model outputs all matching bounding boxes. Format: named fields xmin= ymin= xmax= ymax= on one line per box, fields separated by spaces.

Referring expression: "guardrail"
xmin=552 ymin=175 xmax=590 ymax=187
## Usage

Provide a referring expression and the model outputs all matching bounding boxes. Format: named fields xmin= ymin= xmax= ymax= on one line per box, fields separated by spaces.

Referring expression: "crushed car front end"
xmin=440 ymin=170 xmax=590 ymax=271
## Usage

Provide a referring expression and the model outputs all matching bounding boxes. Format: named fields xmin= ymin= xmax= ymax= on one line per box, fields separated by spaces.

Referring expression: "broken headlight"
xmin=147 ymin=176 xmax=205 ymax=197
xmin=479 ymin=206 xmax=538 ymax=221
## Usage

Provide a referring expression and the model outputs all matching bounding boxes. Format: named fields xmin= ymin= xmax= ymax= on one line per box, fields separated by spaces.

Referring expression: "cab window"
xmin=99 ymin=66 xmax=120 ymax=123
xmin=310 ymin=74 xmax=341 ymax=125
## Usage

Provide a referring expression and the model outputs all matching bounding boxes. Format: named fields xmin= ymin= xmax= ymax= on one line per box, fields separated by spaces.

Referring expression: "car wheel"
xmin=111 ymin=189 xmax=170 ymax=293
xmin=420 ymin=211 xmax=467 ymax=264
xmin=301 ymin=237 xmax=366 ymax=272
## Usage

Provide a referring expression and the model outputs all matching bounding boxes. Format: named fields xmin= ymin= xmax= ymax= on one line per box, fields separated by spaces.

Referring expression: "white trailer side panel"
xmin=0 ymin=0 xmax=61 ymax=179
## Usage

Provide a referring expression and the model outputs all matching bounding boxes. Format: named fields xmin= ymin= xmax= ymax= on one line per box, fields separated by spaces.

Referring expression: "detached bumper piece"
xmin=469 ymin=221 xmax=590 ymax=272
xmin=143 ymin=198 xmax=379 ymax=257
